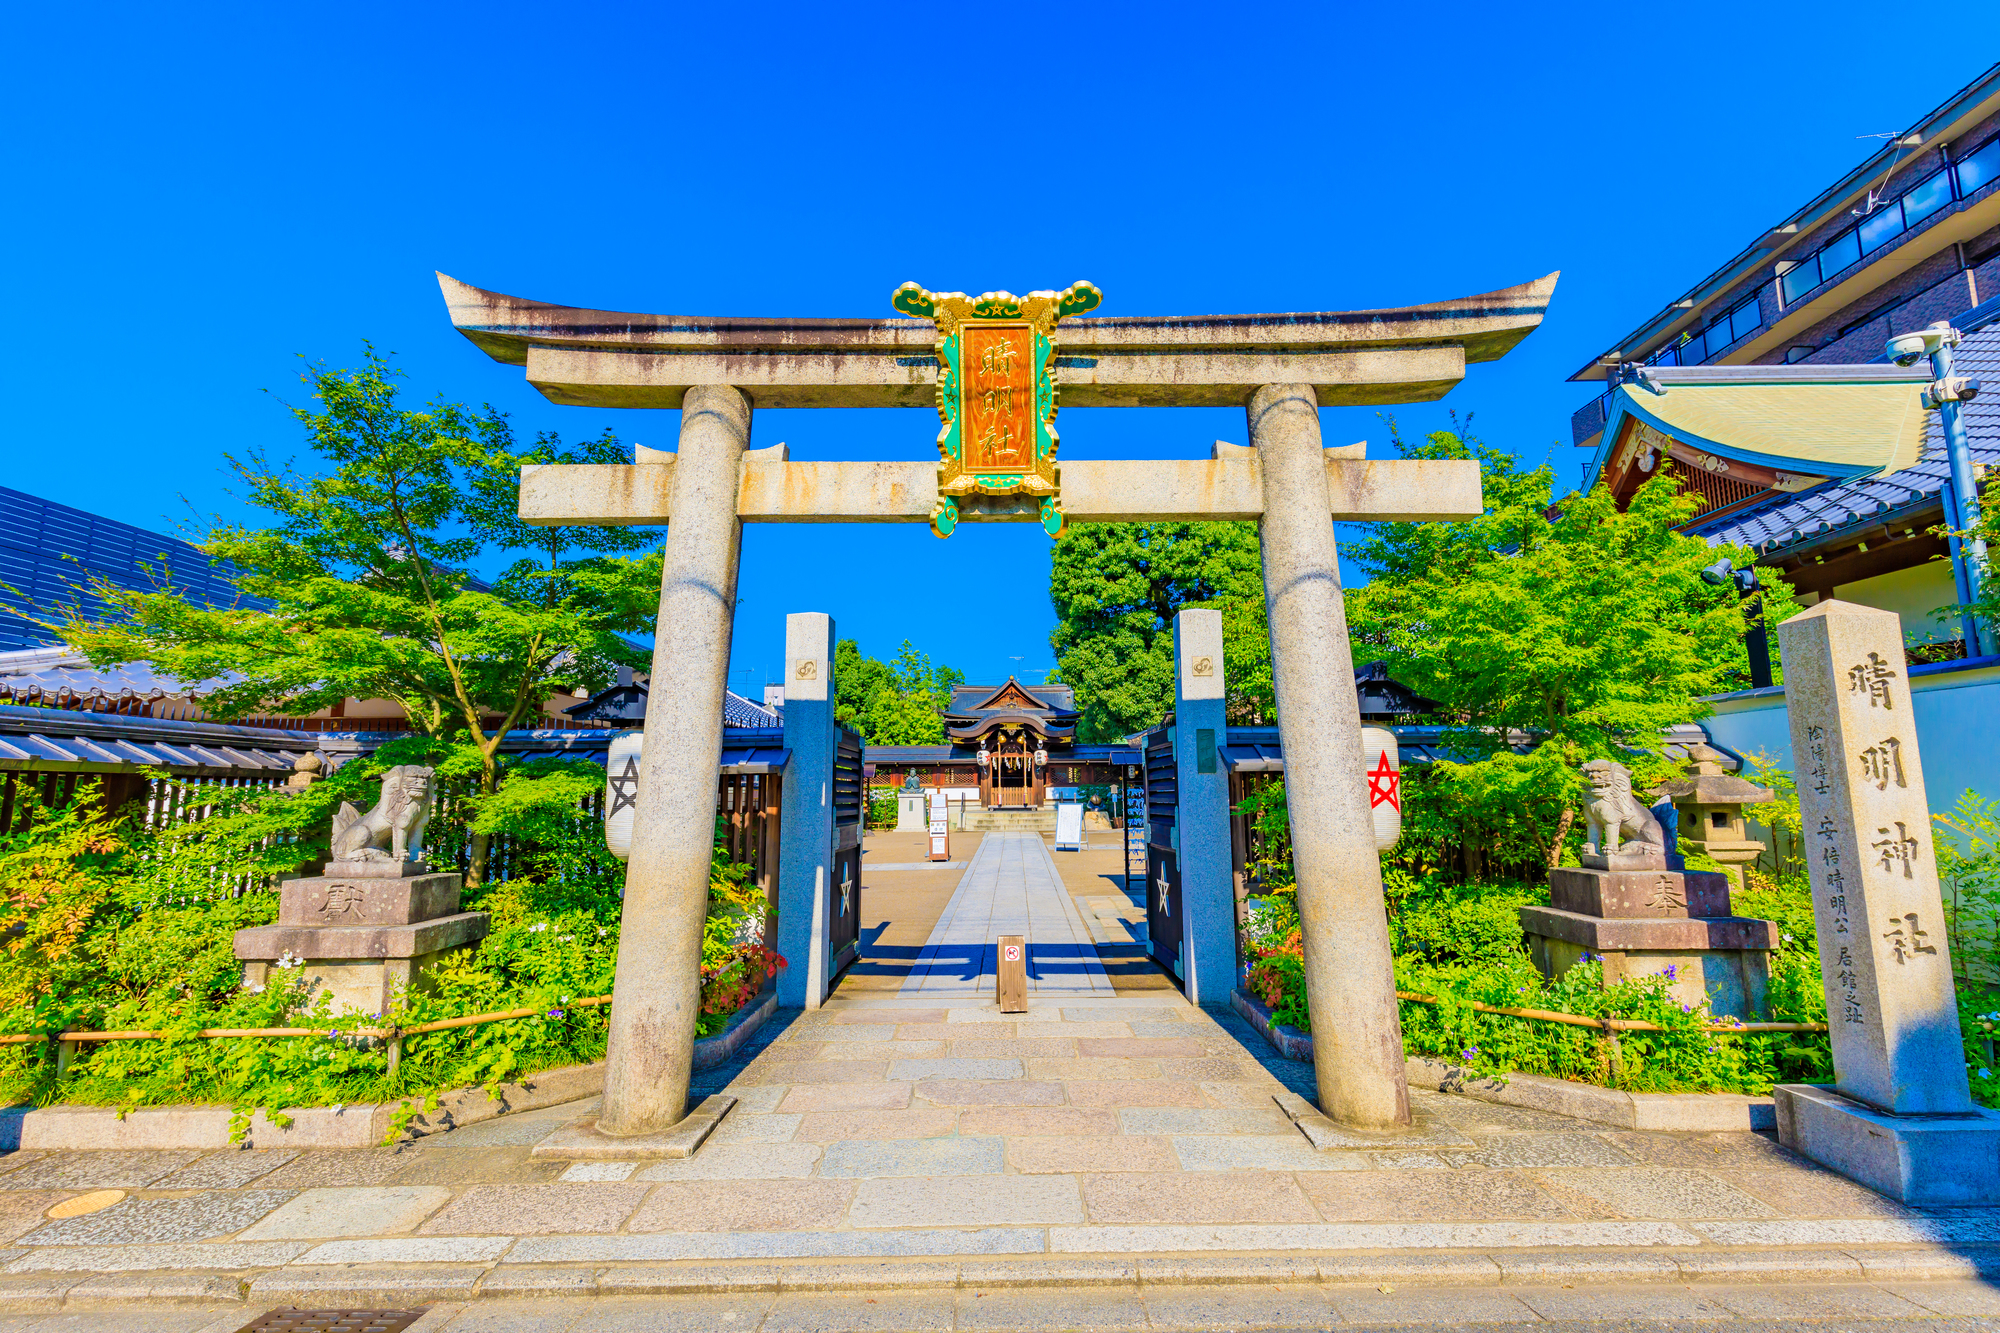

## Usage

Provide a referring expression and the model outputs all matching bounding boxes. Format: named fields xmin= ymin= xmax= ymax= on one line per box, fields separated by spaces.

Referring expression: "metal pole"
xmin=1931 ymin=334 xmax=1991 ymax=658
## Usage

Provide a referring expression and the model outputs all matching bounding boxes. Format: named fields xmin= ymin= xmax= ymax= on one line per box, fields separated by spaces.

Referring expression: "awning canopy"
xmin=718 ymin=744 xmax=789 ymax=774
xmin=1592 ymin=370 xmax=1934 ymax=519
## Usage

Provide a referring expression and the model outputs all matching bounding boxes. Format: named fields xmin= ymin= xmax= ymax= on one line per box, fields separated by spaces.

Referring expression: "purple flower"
xmin=1460 ymin=1047 xmax=1480 ymax=1061
xmin=1661 ymin=965 xmax=1679 ymax=981
xmin=547 ymin=1009 xmax=565 ymax=1019
xmin=1680 ymin=1004 xmax=1692 ymax=1013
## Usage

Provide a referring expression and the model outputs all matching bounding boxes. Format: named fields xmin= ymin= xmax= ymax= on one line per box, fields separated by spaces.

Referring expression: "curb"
xmin=1233 ymin=987 xmax=1775 ymax=1133
xmin=3 ymin=1245 xmax=1998 ymax=1311
xmin=3 ymin=1060 xmax=607 ymax=1152
xmin=0 ymin=985 xmax=778 ymax=1152
xmin=1231 ymin=986 xmax=1313 ymax=1061
xmin=692 ymin=989 xmax=778 ymax=1072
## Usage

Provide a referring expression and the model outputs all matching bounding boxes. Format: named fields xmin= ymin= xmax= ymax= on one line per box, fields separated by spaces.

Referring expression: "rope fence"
xmin=0 ymin=994 xmax=615 ymax=1076
xmin=0 ymin=986 xmax=1832 ymax=1082
xmin=1395 ymin=989 xmax=1829 ymax=1035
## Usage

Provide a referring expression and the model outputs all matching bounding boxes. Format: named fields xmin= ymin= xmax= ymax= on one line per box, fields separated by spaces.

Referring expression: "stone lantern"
xmin=1653 ymin=743 xmax=1773 ymax=892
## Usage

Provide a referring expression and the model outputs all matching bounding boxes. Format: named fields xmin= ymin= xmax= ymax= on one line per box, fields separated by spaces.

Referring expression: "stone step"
xmin=961 ymin=810 xmax=1059 ymax=831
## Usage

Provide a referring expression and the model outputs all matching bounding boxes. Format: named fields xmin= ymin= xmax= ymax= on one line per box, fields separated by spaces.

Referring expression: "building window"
xmin=1773 ymin=141 xmax=2000 ymax=311
xmin=1959 ymin=135 xmax=2000 ymax=196
xmin=1652 ymin=294 xmax=1762 ymax=367
xmin=1903 ymin=166 xmax=1954 ymax=227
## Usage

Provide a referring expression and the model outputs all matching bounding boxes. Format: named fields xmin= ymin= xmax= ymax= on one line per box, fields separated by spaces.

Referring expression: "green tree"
xmin=1346 ymin=420 xmax=1795 ymax=871
xmin=1048 ymin=522 xmax=1265 ymax=741
xmin=832 ymin=638 xmax=963 ymax=743
xmin=834 ymin=639 xmax=892 ymax=735
xmin=58 ymin=348 xmax=662 ymax=885
xmin=1941 ymin=471 xmax=2000 ymax=648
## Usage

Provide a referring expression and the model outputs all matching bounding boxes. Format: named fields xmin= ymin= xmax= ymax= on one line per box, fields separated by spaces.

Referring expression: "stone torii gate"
xmin=440 ymin=271 xmax=1556 ymax=1142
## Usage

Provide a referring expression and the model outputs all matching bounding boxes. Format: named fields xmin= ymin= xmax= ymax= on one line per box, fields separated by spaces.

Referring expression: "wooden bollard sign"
xmin=997 ymin=934 xmax=1027 ymax=1013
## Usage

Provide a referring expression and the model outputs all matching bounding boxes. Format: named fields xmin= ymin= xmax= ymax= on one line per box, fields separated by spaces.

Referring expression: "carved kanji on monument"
xmin=1774 ymin=599 xmax=2000 ymax=1205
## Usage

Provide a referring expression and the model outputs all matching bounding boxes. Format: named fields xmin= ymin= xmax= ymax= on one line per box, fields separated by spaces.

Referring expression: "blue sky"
xmin=6 ymin=4 xmax=1997 ymax=695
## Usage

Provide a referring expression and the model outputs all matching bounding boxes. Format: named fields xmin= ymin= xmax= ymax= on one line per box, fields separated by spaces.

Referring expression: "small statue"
xmin=1580 ymin=759 xmax=1666 ymax=870
xmin=285 ymin=752 xmax=323 ymax=791
xmin=331 ymin=765 xmax=434 ymax=864
xmin=901 ymin=772 xmax=922 ymax=792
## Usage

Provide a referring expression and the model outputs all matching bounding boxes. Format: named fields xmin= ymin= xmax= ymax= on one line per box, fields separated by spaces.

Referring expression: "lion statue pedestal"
xmin=234 ymin=766 xmax=490 ymax=1015
xmin=1518 ymin=759 xmax=1779 ymax=1019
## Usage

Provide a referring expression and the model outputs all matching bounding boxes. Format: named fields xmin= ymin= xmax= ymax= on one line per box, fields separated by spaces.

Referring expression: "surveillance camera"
xmin=1887 ymin=332 xmax=1929 ymax=366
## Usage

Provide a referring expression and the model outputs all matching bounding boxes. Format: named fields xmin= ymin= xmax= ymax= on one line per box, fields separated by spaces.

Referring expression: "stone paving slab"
xmin=5 ymin=994 xmax=2000 ymax=1313
xmin=903 ymin=834 xmax=1114 ymax=997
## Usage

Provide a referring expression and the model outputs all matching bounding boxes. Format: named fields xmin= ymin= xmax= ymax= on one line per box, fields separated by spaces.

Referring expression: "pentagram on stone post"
xmin=439 ymin=271 xmax=1557 ymax=1141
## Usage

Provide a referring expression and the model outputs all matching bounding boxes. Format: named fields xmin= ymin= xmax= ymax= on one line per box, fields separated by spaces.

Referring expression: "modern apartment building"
xmin=1571 ymin=63 xmax=2000 ymax=656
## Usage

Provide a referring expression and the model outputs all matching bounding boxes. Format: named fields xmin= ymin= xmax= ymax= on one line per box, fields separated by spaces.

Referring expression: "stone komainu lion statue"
xmin=331 ymin=765 xmax=434 ymax=864
xmin=1580 ymin=759 xmax=1665 ymax=863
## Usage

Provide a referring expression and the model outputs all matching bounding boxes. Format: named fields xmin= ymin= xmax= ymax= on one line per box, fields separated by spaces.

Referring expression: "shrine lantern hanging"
xmin=1361 ymin=726 xmax=1402 ymax=850
xmin=604 ymin=730 xmax=643 ymax=863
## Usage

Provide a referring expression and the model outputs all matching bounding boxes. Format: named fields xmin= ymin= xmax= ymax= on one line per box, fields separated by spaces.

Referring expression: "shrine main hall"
xmin=864 ymin=678 xmax=1137 ymax=813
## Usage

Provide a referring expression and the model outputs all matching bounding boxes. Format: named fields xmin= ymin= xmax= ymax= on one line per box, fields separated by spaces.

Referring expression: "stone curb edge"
xmin=1232 ymin=987 xmax=1776 ymax=1134
xmin=2 ymin=1245 xmax=1997 ymax=1310
xmin=5 ymin=985 xmax=778 ymax=1154
xmin=692 ymin=990 xmax=779 ymax=1073
xmin=5 ymin=1060 xmax=607 ymax=1153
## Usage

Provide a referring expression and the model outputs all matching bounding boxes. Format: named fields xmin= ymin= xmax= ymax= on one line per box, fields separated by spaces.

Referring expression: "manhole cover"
xmin=234 ymin=1310 xmax=429 ymax=1333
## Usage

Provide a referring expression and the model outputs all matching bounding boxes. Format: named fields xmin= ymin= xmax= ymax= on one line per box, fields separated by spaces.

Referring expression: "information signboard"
xmin=1054 ymin=801 xmax=1084 ymax=851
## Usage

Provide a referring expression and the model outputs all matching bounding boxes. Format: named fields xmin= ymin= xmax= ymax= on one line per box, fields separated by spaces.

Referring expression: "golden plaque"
xmin=891 ymin=280 xmax=1103 ymax=538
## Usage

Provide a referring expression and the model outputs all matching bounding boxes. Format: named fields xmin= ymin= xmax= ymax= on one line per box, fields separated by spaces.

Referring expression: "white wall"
xmin=1833 ymin=561 xmax=1961 ymax=645
xmin=1703 ymin=660 xmax=2000 ymax=813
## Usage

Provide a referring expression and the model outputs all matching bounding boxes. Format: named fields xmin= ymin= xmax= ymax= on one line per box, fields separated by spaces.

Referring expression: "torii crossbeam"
xmin=442 ymin=271 xmax=1557 ymax=1144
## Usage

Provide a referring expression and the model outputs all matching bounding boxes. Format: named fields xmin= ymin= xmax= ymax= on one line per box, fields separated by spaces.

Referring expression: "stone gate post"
xmin=1249 ymin=382 xmax=1411 ymax=1131
xmin=777 ymin=612 xmax=837 ymax=1009
xmin=597 ymin=384 xmax=750 ymax=1137
xmin=1172 ymin=609 xmax=1237 ymax=1006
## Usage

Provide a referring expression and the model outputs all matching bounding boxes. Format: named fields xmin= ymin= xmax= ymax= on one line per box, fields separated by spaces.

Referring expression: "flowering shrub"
xmin=0 ymin=759 xmax=776 ymax=1128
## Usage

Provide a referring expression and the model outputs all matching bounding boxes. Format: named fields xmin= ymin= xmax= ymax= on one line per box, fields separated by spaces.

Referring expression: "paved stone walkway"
xmin=0 ymin=990 xmax=1995 ymax=1302
xmin=901 ymin=833 xmax=1114 ymax=997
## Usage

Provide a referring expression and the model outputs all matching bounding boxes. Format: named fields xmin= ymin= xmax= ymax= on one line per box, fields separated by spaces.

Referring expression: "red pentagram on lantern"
xmin=1366 ymin=752 xmax=1401 ymax=812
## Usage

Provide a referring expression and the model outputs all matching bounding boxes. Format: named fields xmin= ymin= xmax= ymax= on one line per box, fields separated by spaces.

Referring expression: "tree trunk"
xmin=466 ymin=752 xmax=500 ymax=888
xmin=1546 ymin=806 xmax=1576 ymax=869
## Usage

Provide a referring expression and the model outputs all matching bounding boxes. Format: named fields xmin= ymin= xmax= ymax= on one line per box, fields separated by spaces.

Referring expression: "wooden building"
xmin=867 ymin=679 xmax=1136 ymax=810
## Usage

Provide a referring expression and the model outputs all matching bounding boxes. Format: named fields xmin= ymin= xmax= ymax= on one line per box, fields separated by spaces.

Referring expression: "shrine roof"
xmin=1586 ymin=366 xmax=1935 ymax=495
xmin=1687 ymin=310 xmax=2000 ymax=555
xmin=947 ymin=678 xmax=1075 ymax=717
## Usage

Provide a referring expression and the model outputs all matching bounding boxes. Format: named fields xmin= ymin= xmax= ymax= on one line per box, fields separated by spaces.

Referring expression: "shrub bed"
xmin=0 ymin=743 xmax=779 ymax=1134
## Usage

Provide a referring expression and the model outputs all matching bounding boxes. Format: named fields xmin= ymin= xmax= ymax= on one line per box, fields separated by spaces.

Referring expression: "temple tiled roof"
xmin=1695 ymin=306 xmax=2000 ymax=555
xmin=0 ymin=645 xmax=237 ymax=708
xmin=722 ymin=690 xmax=782 ymax=727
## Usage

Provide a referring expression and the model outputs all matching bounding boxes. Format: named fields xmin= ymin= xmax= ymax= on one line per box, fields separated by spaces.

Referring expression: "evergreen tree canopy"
xmin=1346 ymin=421 xmax=1795 ymax=870
xmin=1047 ymin=521 xmax=1266 ymax=741
xmin=833 ymin=639 xmax=963 ymax=745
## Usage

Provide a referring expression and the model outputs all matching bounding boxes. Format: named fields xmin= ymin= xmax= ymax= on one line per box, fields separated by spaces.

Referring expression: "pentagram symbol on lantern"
xmin=1366 ymin=752 xmax=1401 ymax=812
xmin=607 ymin=756 xmax=640 ymax=818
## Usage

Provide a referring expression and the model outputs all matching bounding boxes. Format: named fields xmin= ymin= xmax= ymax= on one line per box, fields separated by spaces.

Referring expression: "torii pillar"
xmin=443 ymin=270 xmax=1554 ymax=1137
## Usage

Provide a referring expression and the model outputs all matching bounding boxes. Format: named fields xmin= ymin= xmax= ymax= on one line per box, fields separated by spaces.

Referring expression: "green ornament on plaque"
xmin=890 ymin=280 xmax=1102 ymax=539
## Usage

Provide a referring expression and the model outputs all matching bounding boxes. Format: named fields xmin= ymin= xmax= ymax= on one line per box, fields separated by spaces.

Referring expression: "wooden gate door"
xmin=829 ymin=727 xmax=864 ymax=972
xmin=1142 ymin=725 xmax=1186 ymax=986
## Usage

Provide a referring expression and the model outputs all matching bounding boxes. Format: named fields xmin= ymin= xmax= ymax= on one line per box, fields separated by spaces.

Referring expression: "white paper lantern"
xmin=604 ymin=730 xmax=644 ymax=862
xmin=1361 ymin=726 xmax=1402 ymax=850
